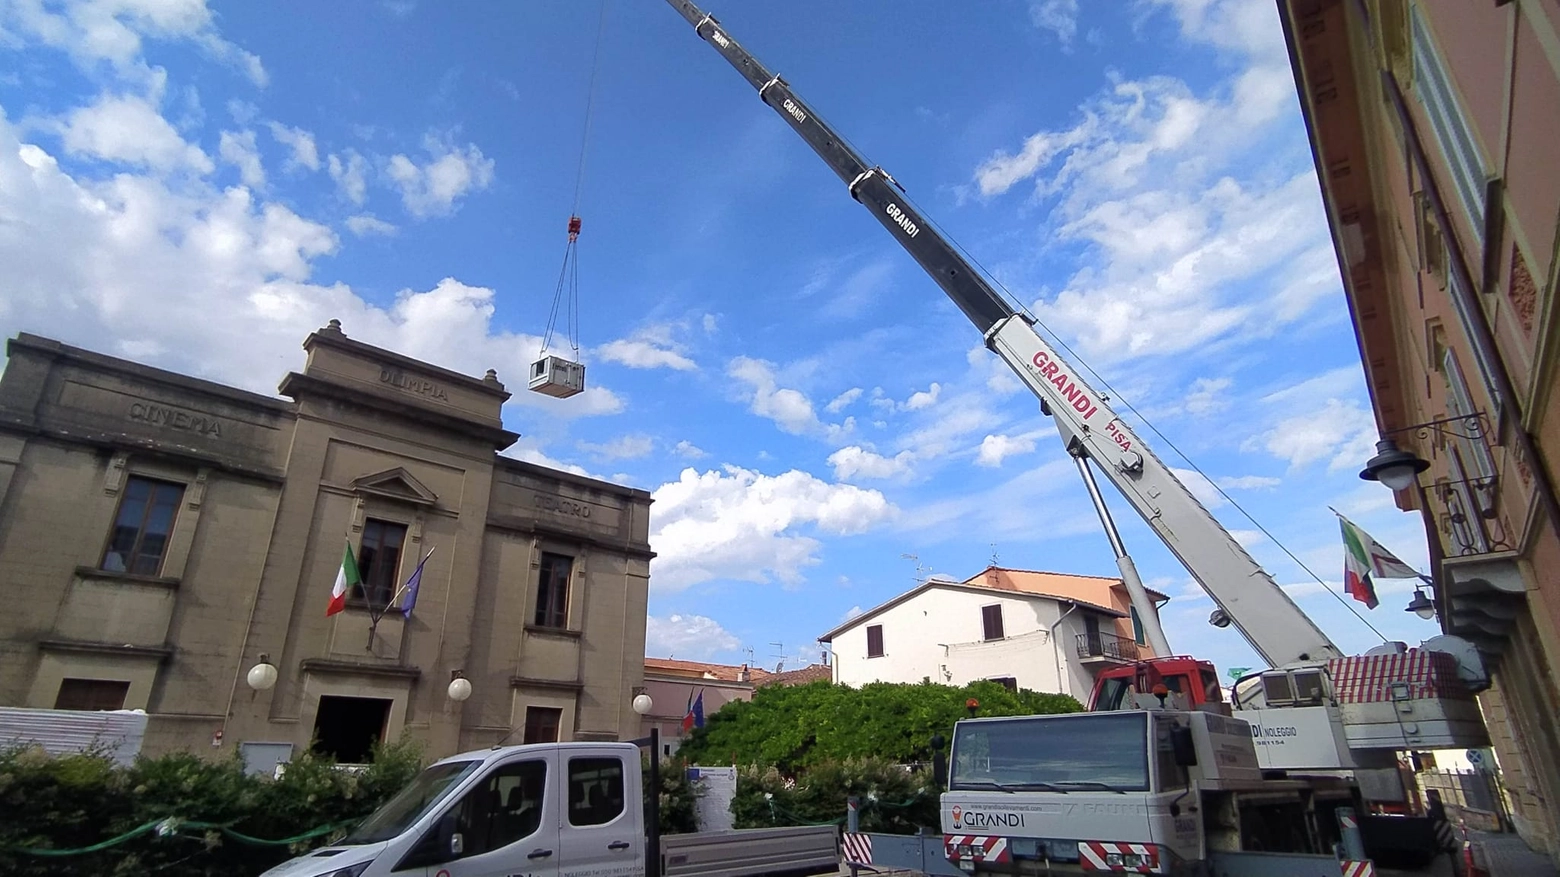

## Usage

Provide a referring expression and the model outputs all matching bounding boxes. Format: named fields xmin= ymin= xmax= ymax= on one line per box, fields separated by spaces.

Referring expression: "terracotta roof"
xmin=963 ymin=566 xmax=1169 ymax=602
xmin=643 ymin=657 xmax=771 ymax=683
xmin=754 ymin=664 xmax=833 ymax=687
xmin=819 ymin=566 xmax=1147 ymax=642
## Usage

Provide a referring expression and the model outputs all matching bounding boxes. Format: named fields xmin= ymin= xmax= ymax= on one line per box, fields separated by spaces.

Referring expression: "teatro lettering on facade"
xmin=379 ymin=368 xmax=449 ymax=401
xmin=534 ymin=493 xmax=591 ymax=519
xmin=128 ymin=402 xmax=223 ymax=438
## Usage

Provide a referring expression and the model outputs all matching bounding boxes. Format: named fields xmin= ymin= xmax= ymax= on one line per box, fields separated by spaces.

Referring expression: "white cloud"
xmin=328 ymin=150 xmax=369 ymax=204
xmin=500 ymin=442 xmax=595 ymax=479
xmin=1251 ymin=398 xmax=1377 ymax=472
xmin=842 ymin=605 xmax=863 ymax=622
xmin=266 ymin=121 xmax=320 ymax=171
xmin=578 ymin=434 xmax=655 ymax=461
xmin=1029 ymin=0 xmax=1080 ymax=46
xmin=975 ymin=432 xmax=1039 ymax=467
xmin=673 ymin=440 xmax=706 ymax=459
xmin=218 ymin=128 xmax=264 ymax=188
xmin=597 ymin=328 xmax=697 ymax=371
xmin=1183 ymin=376 xmax=1232 ymax=416
xmin=2 ymin=0 xmax=267 ymax=87
xmin=0 ymin=110 xmax=625 ymax=422
xmin=645 ymin=614 xmax=741 ymax=660
xmin=58 ymin=94 xmax=214 ymax=173
xmin=345 ymin=214 xmax=397 ymax=237
xmin=650 ymin=465 xmax=896 ymax=592
xmin=903 ymin=382 xmax=941 ymax=411
xmin=387 ymin=135 xmax=494 ymax=218
xmin=729 ymin=356 xmax=849 ymax=439
xmin=1228 ymin=529 xmax=1267 ymax=548
xmin=827 ymin=446 xmax=914 ymax=480
xmin=1171 ymin=467 xmax=1227 ymax=509
xmin=1216 ymin=474 xmax=1282 ymax=490
xmin=825 ymin=387 xmax=863 ymax=414
xmin=701 ymin=313 xmax=718 ymax=334
xmin=967 ymin=2 xmax=1324 ymax=365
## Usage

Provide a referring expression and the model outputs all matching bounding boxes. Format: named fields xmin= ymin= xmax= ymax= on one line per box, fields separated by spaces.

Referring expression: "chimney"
xmin=737 ymin=663 xmax=749 ymax=683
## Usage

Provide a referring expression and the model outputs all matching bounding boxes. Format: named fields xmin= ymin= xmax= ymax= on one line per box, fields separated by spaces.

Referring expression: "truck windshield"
xmin=342 ymin=760 xmax=480 ymax=845
xmin=951 ymin=713 xmax=1149 ymax=792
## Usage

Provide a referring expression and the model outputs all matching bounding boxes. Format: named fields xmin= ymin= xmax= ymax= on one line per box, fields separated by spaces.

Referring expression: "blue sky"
xmin=0 ymin=0 xmax=1443 ymax=682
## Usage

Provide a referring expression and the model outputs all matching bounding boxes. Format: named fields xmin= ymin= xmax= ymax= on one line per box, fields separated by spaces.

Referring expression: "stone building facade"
xmin=0 ymin=323 xmax=653 ymax=765
xmin=1279 ymin=0 xmax=1560 ymax=858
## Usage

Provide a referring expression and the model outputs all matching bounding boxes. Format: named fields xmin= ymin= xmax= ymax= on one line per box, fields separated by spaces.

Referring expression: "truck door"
xmin=412 ymin=751 xmax=559 ymax=877
xmin=556 ymin=751 xmax=640 ymax=877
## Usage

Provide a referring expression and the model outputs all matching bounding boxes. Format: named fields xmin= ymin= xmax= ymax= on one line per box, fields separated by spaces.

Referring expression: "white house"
xmin=818 ymin=566 xmax=1167 ymax=703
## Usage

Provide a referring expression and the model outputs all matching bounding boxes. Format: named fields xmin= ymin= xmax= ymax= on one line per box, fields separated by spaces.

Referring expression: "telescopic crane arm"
xmin=665 ymin=0 xmax=1343 ymax=668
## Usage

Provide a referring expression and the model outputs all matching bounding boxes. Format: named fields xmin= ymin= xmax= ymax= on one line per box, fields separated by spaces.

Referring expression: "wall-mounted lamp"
xmin=1359 ymin=438 xmax=1431 ymax=491
xmin=1405 ymin=588 xmax=1437 ymax=620
xmin=246 ymin=654 xmax=278 ymax=691
xmin=447 ymin=670 xmax=472 ymax=703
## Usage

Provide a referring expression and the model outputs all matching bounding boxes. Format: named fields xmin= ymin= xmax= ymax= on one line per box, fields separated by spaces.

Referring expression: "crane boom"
xmin=665 ymin=1 xmax=1342 ymax=667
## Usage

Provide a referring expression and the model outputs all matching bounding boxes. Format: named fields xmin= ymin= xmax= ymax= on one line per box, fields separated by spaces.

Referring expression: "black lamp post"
xmin=632 ymin=692 xmax=659 ymax=877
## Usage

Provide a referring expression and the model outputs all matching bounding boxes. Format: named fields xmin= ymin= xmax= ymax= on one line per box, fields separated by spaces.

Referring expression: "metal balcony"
xmin=1075 ymin=631 xmax=1140 ymax=663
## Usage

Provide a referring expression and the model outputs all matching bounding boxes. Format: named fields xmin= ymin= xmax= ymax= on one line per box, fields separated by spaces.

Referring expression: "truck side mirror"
xmin=1170 ymin=727 xmax=1197 ymax=767
xmin=436 ymin=812 xmax=463 ymax=860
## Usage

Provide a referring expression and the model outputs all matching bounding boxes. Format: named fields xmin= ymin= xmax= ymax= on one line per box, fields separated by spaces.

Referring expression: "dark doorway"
xmin=312 ymin=696 xmax=391 ymax=763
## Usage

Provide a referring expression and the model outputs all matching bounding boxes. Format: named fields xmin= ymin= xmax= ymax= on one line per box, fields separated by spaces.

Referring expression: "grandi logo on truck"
xmin=1029 ymin=351 xmax=1100 ymax=420
xmin=1250 ymin=724 xmax=1299 ymax=742
xmin=953 ymin=810 xmax=1026 ymax=829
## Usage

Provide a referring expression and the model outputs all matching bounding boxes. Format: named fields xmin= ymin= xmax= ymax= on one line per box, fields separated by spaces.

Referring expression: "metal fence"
xmin=1419 ymin=768 xmax=1508 ymax=832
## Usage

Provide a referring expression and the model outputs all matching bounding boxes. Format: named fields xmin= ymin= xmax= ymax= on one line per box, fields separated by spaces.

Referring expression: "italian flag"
xmin=1338 ymin=512 xmax=1421 ymax=610
xmin=327 ymin=541 xmax=361 ymax=616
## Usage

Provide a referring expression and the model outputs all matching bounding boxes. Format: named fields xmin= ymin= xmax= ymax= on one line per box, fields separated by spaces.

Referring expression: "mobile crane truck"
xmin=661 ymin=2 xmax=1491 ymax=872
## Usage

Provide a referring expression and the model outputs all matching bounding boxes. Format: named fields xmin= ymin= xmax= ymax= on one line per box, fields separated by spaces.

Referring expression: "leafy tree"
xmin=675 ymin=680 xmax=1080 ymax=772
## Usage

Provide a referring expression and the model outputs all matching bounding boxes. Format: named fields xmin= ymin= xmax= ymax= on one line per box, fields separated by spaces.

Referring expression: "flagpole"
xmin=386 ymin=546 xmax=436 ymax=610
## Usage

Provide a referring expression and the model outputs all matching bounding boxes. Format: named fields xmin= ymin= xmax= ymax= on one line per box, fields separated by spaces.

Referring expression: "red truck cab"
xmin=1087 ymin=656 xmax=1225 ymax=711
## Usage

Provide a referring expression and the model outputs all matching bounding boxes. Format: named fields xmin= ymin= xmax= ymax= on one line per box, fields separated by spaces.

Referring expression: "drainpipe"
xmin=1053 ymin=602 xmax=1078 ymax=698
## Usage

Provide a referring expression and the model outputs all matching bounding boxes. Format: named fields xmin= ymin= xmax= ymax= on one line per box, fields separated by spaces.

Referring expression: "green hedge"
xmin=0 ymin=743 xmax=705 ymax=877
xmin=678 ymin=679 xmax=1083 ymax=771
xmin=731 ymin=758 xmax=939 ymax=834
xmin=0 ymin=740 xmax=424 ymax=876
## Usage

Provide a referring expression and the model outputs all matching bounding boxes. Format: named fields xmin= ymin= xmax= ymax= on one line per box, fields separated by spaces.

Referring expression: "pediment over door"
xmin=350 ymin=467 xmax=438 ymax=507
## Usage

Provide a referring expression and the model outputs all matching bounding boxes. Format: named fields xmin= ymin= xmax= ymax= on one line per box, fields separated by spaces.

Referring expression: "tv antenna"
xmin=901 ymin=553 xmax=927 ymax=584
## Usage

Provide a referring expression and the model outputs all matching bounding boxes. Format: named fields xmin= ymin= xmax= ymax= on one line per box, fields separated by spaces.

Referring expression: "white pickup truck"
xmin=260 ymin=742 xmax=840 ymax=877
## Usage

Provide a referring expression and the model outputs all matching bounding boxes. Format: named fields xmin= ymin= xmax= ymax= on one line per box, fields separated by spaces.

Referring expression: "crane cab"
xmin=529 ymin=355 xmax=586 ymax=398
xmin=1088 ymin=657 xmax=1224 ymax=712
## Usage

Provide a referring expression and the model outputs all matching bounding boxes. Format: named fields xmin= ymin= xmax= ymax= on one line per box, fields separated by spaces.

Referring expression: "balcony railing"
xmin=1075 ymin=631 xmax=1140 ymax=663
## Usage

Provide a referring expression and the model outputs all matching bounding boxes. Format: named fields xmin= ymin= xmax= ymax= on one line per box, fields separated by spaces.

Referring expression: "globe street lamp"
xmin=246 ymin=654 xmax=278 ymax=691
xmin=632 ymin=692 xmax=659 ymax=877
xmin=1359 ymin=438 xmax=1431 ymax=491
xmin=447 ymin=670 xmax=472 ymax=703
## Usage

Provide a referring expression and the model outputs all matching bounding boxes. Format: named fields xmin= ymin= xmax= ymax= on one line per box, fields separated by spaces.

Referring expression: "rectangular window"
xmin=523 ymin=706 xmax=562 ymax=744
xmin=1410 ymin=4 xmax=1489 ymax=246
xmin=54 ymin=678 xmax=130 ymax=711
xmin=567 ymin=757 xmax=626 ymax=827
xmin=101 ymin=476 xmax=184 ymax=576
xmin=989 ymin=677 xmax=1018 ymax=692
xmin=866 ymin=624 xmax=884 ymax=658
xmin=534 ymin=552 xmax=572 ymax=629
xmin=981 ymin=605 xmax=1004 ymax=641
xmin=355 ymin=519 xmax=407 ymax=607
xmin=1130 ymin=607 xmax=1146 ymax=646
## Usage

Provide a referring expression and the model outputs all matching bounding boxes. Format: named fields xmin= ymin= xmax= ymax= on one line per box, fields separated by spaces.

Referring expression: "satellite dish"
xmin=1421 ymin=634 xmax=1490 ymax=692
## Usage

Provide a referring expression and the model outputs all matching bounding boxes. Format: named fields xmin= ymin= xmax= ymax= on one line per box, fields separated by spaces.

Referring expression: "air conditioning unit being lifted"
xmin=529 ymin=355 xmax=585 ymax=399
